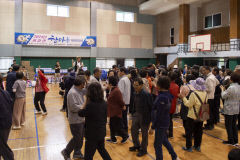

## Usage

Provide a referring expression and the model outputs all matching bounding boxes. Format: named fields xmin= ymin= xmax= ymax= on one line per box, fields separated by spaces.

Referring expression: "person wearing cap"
xmin=179 ymin=77 xmax=208 ymax=152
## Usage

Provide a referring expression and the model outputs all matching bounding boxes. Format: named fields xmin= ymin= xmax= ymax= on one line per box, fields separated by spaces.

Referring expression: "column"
xmin=14 ymin=0 xmax=23 ymax=59
xmin=178 ymin=4 xmax=190 ymax=53
xmin=230 ymin=0 xmax=240 ymax=50
xmin=89 ymin=57 xmax=96 ymax=73
xmin=90 ymin=1 xmax=97 ymax=71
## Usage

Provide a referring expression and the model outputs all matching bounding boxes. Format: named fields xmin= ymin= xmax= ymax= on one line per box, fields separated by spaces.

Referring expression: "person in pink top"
xmin=34 ymin=68 xmax=49 ymax=116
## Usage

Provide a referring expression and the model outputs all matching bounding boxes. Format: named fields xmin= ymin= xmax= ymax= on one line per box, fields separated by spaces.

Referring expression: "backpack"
xmin=193 ymin=92 xmax=209 ymax=121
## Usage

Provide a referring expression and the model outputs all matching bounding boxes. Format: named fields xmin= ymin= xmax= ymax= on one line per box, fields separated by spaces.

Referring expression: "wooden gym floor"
xmin=8 ymin=84 xmax=240 ymax=160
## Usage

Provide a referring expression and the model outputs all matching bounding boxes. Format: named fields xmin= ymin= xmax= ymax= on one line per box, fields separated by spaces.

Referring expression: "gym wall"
xmin=0 ymin=0 xmax=156 ymax=71
xmin=156 ymin=0 xmax=230 ymax=46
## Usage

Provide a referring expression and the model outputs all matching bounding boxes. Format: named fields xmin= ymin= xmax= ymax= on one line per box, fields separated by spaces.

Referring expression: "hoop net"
xmin=191 ymin=48 xmax=200 ymax=55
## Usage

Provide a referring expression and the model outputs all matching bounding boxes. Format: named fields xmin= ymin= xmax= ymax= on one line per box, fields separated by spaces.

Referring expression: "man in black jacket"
xmin=6 ymin=64 xmax=19 ymax=99
xmin=0 ymin=74 xmax=14 ymax=160
xmin=61 ymin=71 xmax=75 ymax=116
xmin=129 ymin=78 xmax=153 ymax=157
xmin=60 ymin=68 xmax=73 ymax=112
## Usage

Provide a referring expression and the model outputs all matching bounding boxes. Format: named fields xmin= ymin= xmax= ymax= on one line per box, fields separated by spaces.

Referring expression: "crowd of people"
xmin=57 ymin=62 xmax=240 ymax=160
xmin=1 ymin=58 xmax=240 ymax=160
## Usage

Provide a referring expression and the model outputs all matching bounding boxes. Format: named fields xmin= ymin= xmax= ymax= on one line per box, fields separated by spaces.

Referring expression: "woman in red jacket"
xmin=168 ymin=72 xmax=180 ymax=138
xmin=34 ymin=68 xmax=49 ymax=116
xmin=106 ymin=76 xmax=129 ymax=144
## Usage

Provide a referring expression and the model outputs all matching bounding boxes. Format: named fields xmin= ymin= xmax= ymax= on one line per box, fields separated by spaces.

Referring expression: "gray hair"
xmin=74 ymin=75 xmax=86 ymax=86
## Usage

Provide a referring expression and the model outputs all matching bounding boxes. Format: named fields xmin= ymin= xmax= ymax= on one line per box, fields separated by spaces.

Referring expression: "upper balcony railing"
xmin=178 ymin=40 xmax=240 ymax=54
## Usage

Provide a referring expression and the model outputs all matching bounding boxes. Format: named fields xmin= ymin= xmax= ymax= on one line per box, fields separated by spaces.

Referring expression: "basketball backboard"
xmin=190 ymin=34 xmax=211 ymax=52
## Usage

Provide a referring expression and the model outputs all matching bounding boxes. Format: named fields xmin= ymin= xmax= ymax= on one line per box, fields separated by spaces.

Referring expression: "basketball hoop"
xmin=190 ymin=34 xmax=211 ymax=53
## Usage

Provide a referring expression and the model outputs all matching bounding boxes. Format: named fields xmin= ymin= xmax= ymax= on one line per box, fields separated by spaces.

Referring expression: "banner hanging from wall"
xmin=15 ymin=32 xmax=96 ymax=47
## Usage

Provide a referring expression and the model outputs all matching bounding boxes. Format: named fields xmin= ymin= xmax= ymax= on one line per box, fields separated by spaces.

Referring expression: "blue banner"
xmin=15 ymin=32 xmax=96 ymax=47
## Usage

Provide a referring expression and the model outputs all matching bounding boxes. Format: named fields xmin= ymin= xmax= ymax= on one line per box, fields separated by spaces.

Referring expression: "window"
xmin=116 ymin=12 xmax=124 ymax=22
xmin=213 ymin=13 xmax=221 ymax=27
xmin=58 ymin=6 xmax=69 ymax=17
xmin=204 ymin=13 xmax=221 ymax=29
xmin=47 ymin=4 xmax=69 ymax=17
xmin=125 ymin=59 xmax=135 ymax=68
xmin=47 ymin=5 xmax=58 ymax=16
xmin=96 ymin=58 xmax=116 ymax=71
xmin=170 ymin=28 xmax=174 ymax=45
xmin=0 ymin=57 xmax=14 ymax=73
xmin=116 ymin=11 xmax=134 ymax=22
xmin=205 ymin=16 xmax=212 ymax=28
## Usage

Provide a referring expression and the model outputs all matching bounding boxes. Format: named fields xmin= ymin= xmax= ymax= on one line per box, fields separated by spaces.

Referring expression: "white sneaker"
xmin=35 ymin=110 xmax=42 ymax=114
xmin=12 ymin=126 xmax=21 ymax=130
xmin=42 ymin=112 xmax=48 ymax=116
xmin=176 ymin=157 xmax=181 ymax=160
xmin=21 ymin=123 xmax=25 ymax=126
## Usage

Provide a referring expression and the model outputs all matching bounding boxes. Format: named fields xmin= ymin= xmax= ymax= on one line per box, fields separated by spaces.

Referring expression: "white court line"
xmin=12 ymin=138 xmax=91 ymax=151
xmin=12 ymin=142 xmax=67 ymax=151
xmin=173 ymin=125 xmax=183 ymax=129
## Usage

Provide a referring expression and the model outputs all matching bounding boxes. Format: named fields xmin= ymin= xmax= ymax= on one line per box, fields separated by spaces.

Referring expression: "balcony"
xmin=177 ymin=40 xmax=240 ymax=58
xmin=178 ymin=40 xmax=240 ymax=54
xmin=154 ymin=45 xmax=178 ymax=54
xmin=155 ymin=41 xmax=240 ymax=58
